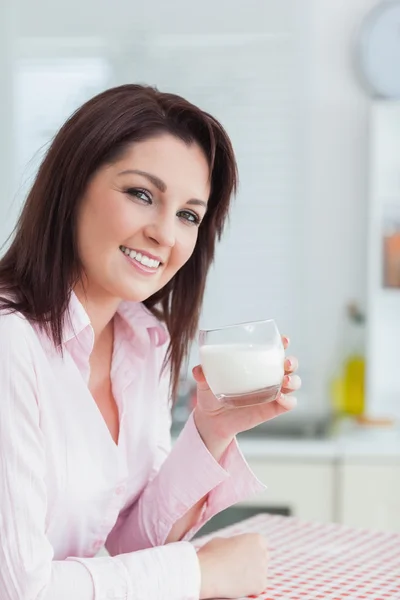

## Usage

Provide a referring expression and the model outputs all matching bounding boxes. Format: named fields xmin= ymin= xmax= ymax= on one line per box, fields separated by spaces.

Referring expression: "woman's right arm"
xmin=0 ymin=314 xmax=201 ymax=600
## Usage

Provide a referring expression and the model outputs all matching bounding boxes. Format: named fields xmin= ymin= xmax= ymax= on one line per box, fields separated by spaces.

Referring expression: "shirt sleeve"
xmin=0 ymin=314 xmax=200 ymax=600
xmin=105 ymin=358 xmax=266 ymax=555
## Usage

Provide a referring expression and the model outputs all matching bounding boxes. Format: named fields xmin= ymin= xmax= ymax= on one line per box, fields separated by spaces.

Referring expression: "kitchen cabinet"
xmin=367 ymin=102 xmax=400 ymax=421
xmin=238 ymin=458 xmax=336 ymax=523
xmin=236 ymin=455 xmax=400 ymax=533
xmin=338 ymin=461 xmax=400 ymax=532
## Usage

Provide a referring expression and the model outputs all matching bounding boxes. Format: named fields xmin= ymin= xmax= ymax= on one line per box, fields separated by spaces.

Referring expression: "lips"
xmin=119 ymin=245 xmax=161 ymax=269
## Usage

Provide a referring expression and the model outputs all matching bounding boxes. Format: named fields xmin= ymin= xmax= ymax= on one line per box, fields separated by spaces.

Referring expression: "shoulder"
xmin=0 ymin=307 xmax=31 ymax=336
xmin=0 ymin=308 xmax=38 ymax=356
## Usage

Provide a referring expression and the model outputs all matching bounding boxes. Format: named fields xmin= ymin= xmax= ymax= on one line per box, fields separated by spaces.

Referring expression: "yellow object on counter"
xmin=330 ymin=302 xmax=366 ymax=418
xmin=343 ymin=354 xmax=365 ymax=415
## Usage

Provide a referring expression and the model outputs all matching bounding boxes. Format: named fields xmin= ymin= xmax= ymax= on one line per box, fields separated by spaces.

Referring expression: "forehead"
xmin=112 ymin=134 xmax=211 ymax=196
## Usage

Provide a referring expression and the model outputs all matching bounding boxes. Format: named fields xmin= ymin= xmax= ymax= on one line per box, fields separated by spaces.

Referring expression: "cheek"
xmin=170 ymin=230 xmax=198 ymax=270
xmin=77 ymin=199 xmax=130 ymax=273
xmin=99 ymin=202 xmax=130 ymax=241
xmin=83 ymin=196 xmax=136 ymax=248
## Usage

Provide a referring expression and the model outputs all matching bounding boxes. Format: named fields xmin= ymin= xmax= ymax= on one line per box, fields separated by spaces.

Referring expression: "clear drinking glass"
xmin=199 ymin=319 xmax=285 ymax=408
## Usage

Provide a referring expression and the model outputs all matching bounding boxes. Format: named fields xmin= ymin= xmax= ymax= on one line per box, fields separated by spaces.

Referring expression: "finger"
xmin=276 ymin=393 xmax=297 ymax=410
xmin=281 ymin=374 xmax=301 ymax=395
xmin=192 ymin=365 xmax=206 ymax=383
xmin=256 ymin=395 xmax=297 ymax=421
xmin=282 ymin=335 xmax=290 ymax=350
xmin=284 ymin=355 xmax=298 ymax=374
xmin=192 ymin=365 xmax=210 ymax=391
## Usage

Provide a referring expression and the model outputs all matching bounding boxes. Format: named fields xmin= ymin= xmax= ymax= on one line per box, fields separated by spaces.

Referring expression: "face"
xmin=76 ymin=134 xmax=210 ymax=304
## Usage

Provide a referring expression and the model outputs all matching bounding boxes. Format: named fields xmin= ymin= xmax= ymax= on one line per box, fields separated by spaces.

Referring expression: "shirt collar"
xmin=63 ymin=291 xmax=168 ymax=348
xmin=117 ymin=298 xmax=168 ymax=347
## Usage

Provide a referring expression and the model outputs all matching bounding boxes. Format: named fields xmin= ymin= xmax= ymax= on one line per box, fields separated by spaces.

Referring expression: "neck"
xmin=73 ymin=281 xmax=121 ymax=343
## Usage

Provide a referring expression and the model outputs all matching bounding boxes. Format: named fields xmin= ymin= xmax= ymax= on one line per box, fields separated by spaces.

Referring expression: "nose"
xmin=144 ymin=212 xmax=176 ymax=248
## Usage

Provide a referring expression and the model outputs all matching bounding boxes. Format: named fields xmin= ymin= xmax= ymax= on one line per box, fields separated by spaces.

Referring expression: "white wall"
xmin=0 ymin=1 xmax=17 ymax=249
xmin=304 ymin=0 xmax=379 ymax=407
xmin=1 ymin=0 xmax=385 ymax=413
xmin=16 ymin=0 xmax=294 ymax=36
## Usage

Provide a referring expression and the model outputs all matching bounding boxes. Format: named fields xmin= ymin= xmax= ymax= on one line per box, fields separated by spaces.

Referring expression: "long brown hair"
xmin=0 ymin=84 xmax=237 ymax=399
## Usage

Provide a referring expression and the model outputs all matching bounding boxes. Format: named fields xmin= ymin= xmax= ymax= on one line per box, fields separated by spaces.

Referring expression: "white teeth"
xmin=141 ymin=256 xmax=151 ymax=267
xmin=121 ymin=246 xmax=160 ymax=269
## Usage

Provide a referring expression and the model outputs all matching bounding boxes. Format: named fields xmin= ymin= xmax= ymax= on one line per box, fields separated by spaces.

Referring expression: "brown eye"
xmin=126 ymin=188 xmax=152 ymax=204
xmin=178 ymin=210 xmax=201 ymax=226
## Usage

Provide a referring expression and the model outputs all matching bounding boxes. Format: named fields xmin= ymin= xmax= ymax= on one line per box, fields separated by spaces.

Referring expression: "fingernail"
xmin=278 ymin=394 xmax=297 ymax=409
xmin=285 ymin=375 xmax=291 ymax=385
xmin=286 ymin=359 xmax=292 ymax=368
xmin=290 ymin=374 xmax=301 ymax=390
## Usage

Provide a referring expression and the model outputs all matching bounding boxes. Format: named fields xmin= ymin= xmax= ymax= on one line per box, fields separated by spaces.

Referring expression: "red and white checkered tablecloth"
xmin=194 ymin=513 xmax=400 ymax=600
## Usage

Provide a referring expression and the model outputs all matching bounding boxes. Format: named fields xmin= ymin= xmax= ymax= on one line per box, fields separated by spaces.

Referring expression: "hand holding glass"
xmin=199 ymin=319 xmax=285 ymax=408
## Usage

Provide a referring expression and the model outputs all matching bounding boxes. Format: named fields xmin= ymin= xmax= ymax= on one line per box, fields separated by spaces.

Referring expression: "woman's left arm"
xmin=106 ymin=339 xmax=300 ymax=554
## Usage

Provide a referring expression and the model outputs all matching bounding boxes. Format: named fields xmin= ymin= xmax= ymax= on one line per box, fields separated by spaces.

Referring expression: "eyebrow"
xmin=118 ymin=169 xmax=208 ymax=209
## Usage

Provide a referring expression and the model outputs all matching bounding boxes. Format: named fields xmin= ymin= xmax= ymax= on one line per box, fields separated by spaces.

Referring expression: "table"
xmin=194 ymin=513 xmax=400 ymax=599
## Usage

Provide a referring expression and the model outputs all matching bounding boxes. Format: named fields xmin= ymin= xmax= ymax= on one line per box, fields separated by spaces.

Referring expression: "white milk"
xmin=199 ymin=343 xmax=284 ymax=397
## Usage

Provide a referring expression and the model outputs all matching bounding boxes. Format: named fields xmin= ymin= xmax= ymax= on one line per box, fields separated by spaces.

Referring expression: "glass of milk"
xmin=199 ymin=319 xmax=285 ymax=407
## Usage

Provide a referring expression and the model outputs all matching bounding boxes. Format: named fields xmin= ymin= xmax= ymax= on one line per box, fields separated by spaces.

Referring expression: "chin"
xmin=112 ymin=281 xmax=160 ymax=304
xmin=108 ymin=265 xmax=172 ymax=303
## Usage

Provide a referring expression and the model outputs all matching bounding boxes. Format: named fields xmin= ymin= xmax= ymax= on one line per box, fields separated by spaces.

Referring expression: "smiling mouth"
xmin=119 ymin=245 xmax=162 ymax=269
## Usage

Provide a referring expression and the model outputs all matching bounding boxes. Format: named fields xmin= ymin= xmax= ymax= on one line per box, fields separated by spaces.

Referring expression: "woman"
xmin=0 ymin=84 xmax=300 ymax=600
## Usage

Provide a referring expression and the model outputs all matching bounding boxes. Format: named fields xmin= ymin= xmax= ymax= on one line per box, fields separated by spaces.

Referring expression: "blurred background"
xmin=1 ymin=0 xmax=399 ymax=533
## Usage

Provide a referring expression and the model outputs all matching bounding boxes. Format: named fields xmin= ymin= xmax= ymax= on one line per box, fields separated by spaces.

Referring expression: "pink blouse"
xmin=0 ymin=292 xmax=264 ymax=600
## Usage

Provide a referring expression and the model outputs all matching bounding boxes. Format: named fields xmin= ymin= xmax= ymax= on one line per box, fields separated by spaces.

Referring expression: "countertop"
xmin=235 ymin=427 xmax=400 ymax=462
xmin=172 ymin=418 xmax=400 ymax=463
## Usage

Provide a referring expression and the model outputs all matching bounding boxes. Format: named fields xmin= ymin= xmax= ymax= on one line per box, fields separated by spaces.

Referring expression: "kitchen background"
xmin=1 ymin=0 xmax=399 ymax=534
